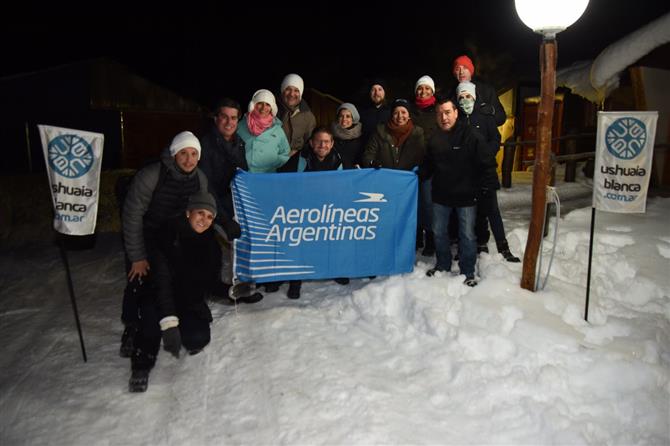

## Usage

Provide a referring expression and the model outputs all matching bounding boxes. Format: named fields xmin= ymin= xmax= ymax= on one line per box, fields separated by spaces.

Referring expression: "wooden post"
xmin=521 ymin=39 xmax=557 ymax=291
xmin=564 ymin=131 xmax=577 ymax=182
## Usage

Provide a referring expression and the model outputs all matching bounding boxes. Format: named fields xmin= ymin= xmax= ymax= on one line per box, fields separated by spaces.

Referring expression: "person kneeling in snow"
xmin=129 ymin=192 xmax=234 ymax=392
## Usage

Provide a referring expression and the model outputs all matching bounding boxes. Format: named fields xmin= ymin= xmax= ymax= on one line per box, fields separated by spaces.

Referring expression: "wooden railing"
xmin=501 ymin=134 xmax=668 ymax=187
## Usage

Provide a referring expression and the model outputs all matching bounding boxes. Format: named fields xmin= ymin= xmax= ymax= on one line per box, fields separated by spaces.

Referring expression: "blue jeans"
xmin=432 ymin=203 xmax=477 ymax=277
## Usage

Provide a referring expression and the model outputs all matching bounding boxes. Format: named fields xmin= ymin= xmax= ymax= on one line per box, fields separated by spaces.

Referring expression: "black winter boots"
xmin=129 ymin=369 xmax=149 ymax=393
xmin=497 ymin=240 xmax=521 ymax=263
xmin=287 ymin=281 xmax=301 ymax=299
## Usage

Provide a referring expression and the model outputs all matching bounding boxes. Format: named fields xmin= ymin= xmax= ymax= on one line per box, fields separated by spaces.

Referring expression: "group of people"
xmin=118 ymin=54 xmax=521 ymax=392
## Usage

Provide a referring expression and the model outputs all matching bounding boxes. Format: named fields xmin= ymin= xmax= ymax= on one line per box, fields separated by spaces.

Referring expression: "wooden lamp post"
xmin=515 ymin=0 xmax=590 ymax=291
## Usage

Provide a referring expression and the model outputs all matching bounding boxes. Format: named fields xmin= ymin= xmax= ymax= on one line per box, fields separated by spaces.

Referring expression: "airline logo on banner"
xmin=38 ymin=125 xmax=104 ymax=235
xmin=593 ymin=111 xmax=657 ymax=213
xmin=231 ymin=169 xmax=417 ymax=283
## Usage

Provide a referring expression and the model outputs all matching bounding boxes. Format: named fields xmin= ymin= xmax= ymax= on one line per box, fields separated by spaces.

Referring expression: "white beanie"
xmin=415 ymin=75 xmax=435 ymax=94
xmin=280 ymin=73 xmax=304 ymax=98
xmin=456 ymin=81 xmax=477 ymax=100
xmin=169 ymin=131 xmax=201 ymax=160
xmin=336 ymin=103 xmax=361 ymax=124
xmin=248 ymin=89 xmax=278 ymax=117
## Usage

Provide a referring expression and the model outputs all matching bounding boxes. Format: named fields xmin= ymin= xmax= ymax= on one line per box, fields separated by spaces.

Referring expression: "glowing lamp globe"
xmin=515 ymin=0 xmax=589 ymax=38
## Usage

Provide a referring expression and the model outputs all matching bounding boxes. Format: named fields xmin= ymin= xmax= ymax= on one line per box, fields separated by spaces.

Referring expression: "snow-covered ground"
xmin=1 ymin=184 xmax=668 ymax=445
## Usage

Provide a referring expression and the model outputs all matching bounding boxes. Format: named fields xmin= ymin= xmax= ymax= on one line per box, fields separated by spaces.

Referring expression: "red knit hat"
xmin=453 ymin=55 xmax=475 ymax=76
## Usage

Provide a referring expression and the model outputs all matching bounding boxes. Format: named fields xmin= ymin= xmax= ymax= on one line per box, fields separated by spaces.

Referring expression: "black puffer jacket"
xmin=122 ymin=149 xmax=207 ymax=262
xmin=473 ymin=80 xmax=506 ymax=127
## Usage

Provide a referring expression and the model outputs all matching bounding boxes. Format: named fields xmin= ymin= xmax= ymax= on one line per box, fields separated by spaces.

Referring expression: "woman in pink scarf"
xmin=237 ymin=89 xmax=290 ymax=173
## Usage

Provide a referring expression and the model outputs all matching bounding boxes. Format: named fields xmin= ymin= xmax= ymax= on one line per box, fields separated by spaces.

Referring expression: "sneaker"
xmin=119 ymin=325 xmax=138 ymax=358
xmin=129 ymin=369 xmax=149 ymax=393
xmin=426 ymin=267 xmax=448 ymax=277
xmin=464 ymin=276 xmax=478 ymax=287
xmin=477 ymin=245 xmax=489 ymax=254
xmin=287 ymin=282 xmax=301 ymax=299
xmin=188 ymin=348 xmax=203 ymax=356
xmin=264 ymin=282 xmax=280 ymax=293
xmin=334 ymin=278 xmax=350 ymax=285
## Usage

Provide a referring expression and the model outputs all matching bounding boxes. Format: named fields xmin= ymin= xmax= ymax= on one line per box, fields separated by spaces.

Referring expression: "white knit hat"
xmin=169 ymin=131 xmax=201 ymax=160
xmin=456 ymin=81 xmax=477 ymax=100
xmin=415 ymin=75 xmax=435 ymax=94
xmin=336 ymin=103 xmax=361 ymax=124
xmin=280 ymin=73 xmax=304 ymax=98
xmin=248 ymin=89 xmax=278 ymax=117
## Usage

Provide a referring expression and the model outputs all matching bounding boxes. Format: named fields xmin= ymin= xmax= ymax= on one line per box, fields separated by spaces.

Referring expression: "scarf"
xmin=246 ymin=110 xmax=274 ymax=136
xmin=331 ymin=122 xmax=362 ymax=141
xmin=387 ymin=119 xmax=414 ymax=148
xmin=415 ymin=95 xmax=436 ymax=109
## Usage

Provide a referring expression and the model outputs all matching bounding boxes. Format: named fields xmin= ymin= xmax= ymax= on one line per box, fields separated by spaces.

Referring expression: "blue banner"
xmin=231 ymin=169 xmax=417 ymax=283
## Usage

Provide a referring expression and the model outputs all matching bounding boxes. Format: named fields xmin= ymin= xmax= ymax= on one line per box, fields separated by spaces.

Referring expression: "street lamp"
xmin=515 ymin=0 xmax=589 ymax=291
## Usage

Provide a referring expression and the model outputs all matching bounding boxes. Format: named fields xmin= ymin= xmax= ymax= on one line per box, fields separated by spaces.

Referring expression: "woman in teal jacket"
xmin=237 ymin=89 xmax=291 ymax=173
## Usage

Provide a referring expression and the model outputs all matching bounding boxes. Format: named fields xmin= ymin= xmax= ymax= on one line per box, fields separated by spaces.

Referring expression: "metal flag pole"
xmin=584 ymin=207 xmax=597 ymax=322
xmin=58 ymin=237 xmax=88 ymax=362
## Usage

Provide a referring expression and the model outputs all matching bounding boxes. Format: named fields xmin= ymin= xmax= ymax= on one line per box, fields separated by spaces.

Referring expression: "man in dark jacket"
xmin=359 ymin=79 xmax=392 ymax=147
xmin=421 ymin=97 xmax=497 ymax=286
xmin=197 ymin=97 xmax=264 ymax=301
xmin=453 ymin=55 xmax=507 ymax=127
xmin=198 ymin=97 xmax=248 ymax=224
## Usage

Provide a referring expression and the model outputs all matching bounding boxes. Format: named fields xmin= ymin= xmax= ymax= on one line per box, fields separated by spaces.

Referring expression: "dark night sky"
xmin=3 ymin=0 xmax=668 ymax=110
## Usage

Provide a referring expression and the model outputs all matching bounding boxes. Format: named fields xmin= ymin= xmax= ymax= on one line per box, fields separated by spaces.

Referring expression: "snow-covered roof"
xmin=557 ymin=11 xmax=670 ymax=104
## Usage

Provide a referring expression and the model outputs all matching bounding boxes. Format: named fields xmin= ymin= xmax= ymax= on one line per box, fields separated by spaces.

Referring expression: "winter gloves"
xmin=160 ymin=316 xmax=181 ymax=358
xmin=223 ymin=218 xmax=242 ymax=240
xmin=368 ymin=159 xmax=383 ymax=169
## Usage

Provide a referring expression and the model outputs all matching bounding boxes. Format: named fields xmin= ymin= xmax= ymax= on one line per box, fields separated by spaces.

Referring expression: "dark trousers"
xmin=418 ymin=178 xmax=433 ymax=234
xmin=131 ymin=299 xmax=211 ymax=371
xmin=475 ymin=189 xmax=506 ymax=246
xmin=121 ymin=277 xmax=142 ymax=326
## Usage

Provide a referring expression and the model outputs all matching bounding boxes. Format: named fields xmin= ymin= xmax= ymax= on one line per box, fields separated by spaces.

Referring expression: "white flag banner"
xmin=38 ymin=125 xmax=104 ymax=235
xmin=592 ymin=111 xmax=657 ymax=213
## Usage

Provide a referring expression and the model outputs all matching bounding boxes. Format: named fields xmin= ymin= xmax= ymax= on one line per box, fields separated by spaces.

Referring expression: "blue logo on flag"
xmin=605 ymin=117 xmax=646 ymax=160
xmin=231 ymin=169 xmax=417 ymax=283
xmin=48 ymin=134 xmax=94 ymax=178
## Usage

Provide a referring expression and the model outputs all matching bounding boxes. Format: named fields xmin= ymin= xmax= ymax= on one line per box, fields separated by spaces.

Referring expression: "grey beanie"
xmin=187 ymin=191 xmax=217 ymax=218
xmin=336 ymin=103 xmax=361 ymax=124
xmin=456 ymin=81 xmax=477 ymax=100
